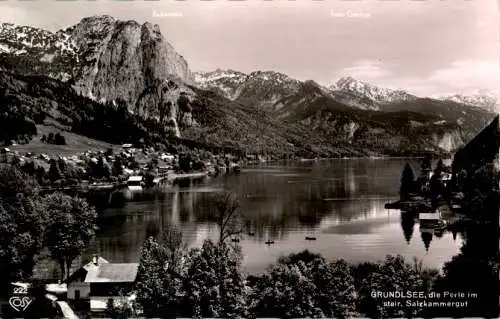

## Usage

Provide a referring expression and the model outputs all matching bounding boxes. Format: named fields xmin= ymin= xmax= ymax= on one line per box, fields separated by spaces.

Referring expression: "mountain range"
xmin=0 ymin=15 xmax=496 ymax=158
xmin=436 ymin=90 xmax=498 ymax=113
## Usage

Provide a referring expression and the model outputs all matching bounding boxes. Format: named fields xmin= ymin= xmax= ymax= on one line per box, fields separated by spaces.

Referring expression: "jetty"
xmin=39 ymin=182 xmax=118 ymax=193
xmin=166 ymin=171 xmax=208 ymax=182
xmin=148 ymin=171 xmax=209 ymax=185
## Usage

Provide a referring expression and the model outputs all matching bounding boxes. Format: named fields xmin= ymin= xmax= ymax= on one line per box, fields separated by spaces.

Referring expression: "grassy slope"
xmin=11 ymin=124 xmax=121 ymax=157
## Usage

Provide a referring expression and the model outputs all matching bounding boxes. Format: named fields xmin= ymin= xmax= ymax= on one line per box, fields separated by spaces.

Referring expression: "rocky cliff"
xmin=0 ymin=15 xmax=194 ymax=136
xmin=68 ymin=16 xmax=193 ymax=106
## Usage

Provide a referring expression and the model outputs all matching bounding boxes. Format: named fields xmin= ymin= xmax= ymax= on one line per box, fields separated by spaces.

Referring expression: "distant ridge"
xmin=0 ymin=16 xmax=496 ymax=158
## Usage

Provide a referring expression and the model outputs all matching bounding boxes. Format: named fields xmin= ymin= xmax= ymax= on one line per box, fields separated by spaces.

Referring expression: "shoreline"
xmin=245 ymin=155 xmax=453 ymax=164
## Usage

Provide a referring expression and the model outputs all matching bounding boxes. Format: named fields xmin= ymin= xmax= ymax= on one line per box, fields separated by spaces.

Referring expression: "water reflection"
xmin=401 ymin=211 xmax=416 ymax=244
xmin=84 ymin=159 xmax=461 ymax=272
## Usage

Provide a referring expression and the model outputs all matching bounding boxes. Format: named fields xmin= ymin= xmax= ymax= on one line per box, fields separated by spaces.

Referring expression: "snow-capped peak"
xmin=194 ymin=69 xmax=247 ymax=84
xmin=330 ymin=76 xmax=416 ymax=103
xmin=436 ymin=89 xmax=499 ymax=112
xmin=193 ymin=69 xmax=303 ymax=105
xmin=0 ymin=22 xmax=78 ymax=57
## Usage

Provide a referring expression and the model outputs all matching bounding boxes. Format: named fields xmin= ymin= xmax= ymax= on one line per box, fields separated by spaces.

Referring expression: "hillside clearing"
xmin=11 ymin=124 xmax=121 ymax=157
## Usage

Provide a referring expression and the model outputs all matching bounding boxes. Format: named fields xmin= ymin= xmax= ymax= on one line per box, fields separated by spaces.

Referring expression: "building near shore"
xmin=66 ymin=255 xmax=138 ymax=313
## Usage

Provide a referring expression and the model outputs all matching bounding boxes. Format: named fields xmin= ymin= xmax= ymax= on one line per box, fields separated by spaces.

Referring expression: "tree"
xmin=56 ymin=158 xmax=68 ymax=179
xmin=207 ymin=192 xmax=243 ymax=243
xmin=135 ymin=237 xmax=171 ymax=317
xmin=135 ymin=224 xmax=187 ymax=318
xmin=308 ymin=259 xmax=358 ymax=318
xmin=462 ymin=164 xmax=498 ymax=221
xmin=434 ymin=159 xmax=444 ymax=174
xmin=178 ymin=93 xmax=192 ymax=113
xmin=47 ymin=132 xmax=54 ymax=144
xmin=421 ymin=155 xmax=432 ymax=176
xmin=429 ymin=172 xmax=444 ymax=206
xmin=0 ymin=163 xmax=38 ymax=199
xmin=143 ymin=171 xmax=155 ymax=187
xmin=277 ymin=250 xmax=324 ymax=266
xmin=400 ymin=163 xmax=415 ymax=200
xmin=147 ymin=157 xmax=159 ymax=170
xmin=0 ymin=164 xmax=47 ymax=295
xmin=21 ymin=160 xmax=36 ymax=176
xmin=10 ymin=154 xmax=21 ymax=167
xmin=62 ymin=162 xmax=80 ymax=180
xmin=105 ymin=148 xmax=114 ymax=157
xmin=183 ymin=239 xmax=247 ymax=318
xmin=158 ymin=222 xmax=187 ymax=271
xmin=3 ymin=138 xmax=12 ymax=147
xmin=252 ymin=251 xmax=357 ymax=318
xmin=178 ymin=153 xmax=193 ymax=173
xmin=88 ymin=156 xmax=111 ymax=180
xmin=35 ymin=166 xmax=48 ymax=186
xmin=356 ymin=255 xmax=430 ymax=318
xmin=429 ymin=223 xmax=499 ymax=318
xmin=128 ymin=158 xmax=140 ymax=171
xmin=48 ymin=159 xmax=62 ymax=182
xmin=54 ymin=132 xmax=66 ymax=145
xmin=105 ymin=292 xmax=137 ymax=319
xmin=42 ymin=192 xmax=98 ymax=281
xmin=454 ymin=169 xmax=468 ymax=193
xmin=97 ymin=156 xmax=111 ymax=179
xmin=248 ymin=262 xmax=322 ymax=318
xmin=112 ymin=157 xmax=124 ymax=176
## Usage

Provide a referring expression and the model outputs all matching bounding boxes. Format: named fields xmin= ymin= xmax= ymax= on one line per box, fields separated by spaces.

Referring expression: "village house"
xmin=66 ymin=255 xmax=139 ymax=313
xmin=127 ymin=175 xmax=143 ymax=187
xmin=419 ymin=211 xmax=441 ymax=228
xmin=121 ymin=143 xmax=133 ymax=150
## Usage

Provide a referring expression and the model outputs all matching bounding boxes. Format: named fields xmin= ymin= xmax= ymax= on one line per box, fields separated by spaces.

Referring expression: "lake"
xmin=90 ymin=158 xmax=463 ymax=274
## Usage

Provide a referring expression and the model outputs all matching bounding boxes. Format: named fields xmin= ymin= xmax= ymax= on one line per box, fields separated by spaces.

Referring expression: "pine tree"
xmin=435 ymin=159 xmax=444 ymax=174
xmin=400 ymin=163 xmax=415 ymax=200
xmin=48 ymin=159 xmax=62 ymax=182
xmin=421 ymin=155 xmax=432 ymax=176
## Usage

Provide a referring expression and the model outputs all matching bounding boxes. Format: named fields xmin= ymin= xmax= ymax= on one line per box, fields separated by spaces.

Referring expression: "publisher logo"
xmin=9 ymin=285 xmax=32 ymax=312
xmin=9 ymin=296 xmax=32 ymax=312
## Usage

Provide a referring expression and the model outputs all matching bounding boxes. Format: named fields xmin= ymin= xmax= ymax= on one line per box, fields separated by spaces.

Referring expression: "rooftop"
xmin=84 ymin=263 xmax=139 ymax=283
xmin=127 ymin=176 xmax=143 ymax=182
xmin=420 ymin=212 xmax=440 ymax=220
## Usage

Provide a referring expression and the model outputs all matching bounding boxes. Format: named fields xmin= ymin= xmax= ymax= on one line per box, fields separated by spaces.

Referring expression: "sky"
xmin=0 ymin=0 xmax=498 ymax=97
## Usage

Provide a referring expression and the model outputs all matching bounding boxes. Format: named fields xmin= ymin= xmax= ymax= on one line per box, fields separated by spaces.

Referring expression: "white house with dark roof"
xmin=66 ymin=255 xmax=139 ymax=313
xmin=66 ymin=256 xmax=109 ymax=300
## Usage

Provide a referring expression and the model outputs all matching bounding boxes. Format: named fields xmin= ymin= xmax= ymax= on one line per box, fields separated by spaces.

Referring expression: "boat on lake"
xmin=265 ymin=240 xmax=275 ymax=245
xmin=305 ymin=236 xmax=317 ymax=241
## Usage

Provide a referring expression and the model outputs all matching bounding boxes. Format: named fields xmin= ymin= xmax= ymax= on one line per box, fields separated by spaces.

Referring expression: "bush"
xmin=53 ymin=132 xmax=66 ymax=145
